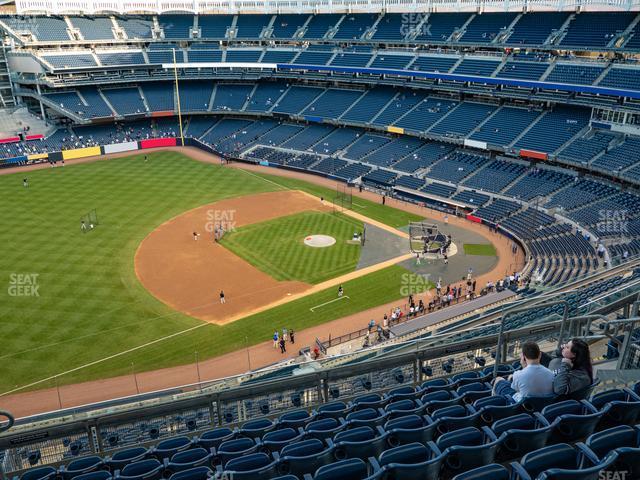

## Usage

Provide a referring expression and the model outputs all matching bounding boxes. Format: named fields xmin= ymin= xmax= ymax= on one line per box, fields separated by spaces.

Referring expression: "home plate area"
xmin=304 ymin=234 xmax=336 ymax=248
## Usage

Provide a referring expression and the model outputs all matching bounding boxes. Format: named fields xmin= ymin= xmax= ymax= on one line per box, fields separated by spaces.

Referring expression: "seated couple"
xmin=493 ymin=339 xmax=593 ymax=401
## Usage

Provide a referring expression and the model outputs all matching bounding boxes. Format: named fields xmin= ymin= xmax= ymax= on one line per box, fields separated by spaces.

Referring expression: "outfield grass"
xmin=221 ymin=211 xmax=363 ymax=284
xmin=463 ymin=243 xmax=498 ymax=256
xmin=0 ymin=152 xmax=420 ymax=393
xmin=64 ymin=264 xmax=414 ymax=386
xmin=245 ymin=171 xmax=424 ymax=228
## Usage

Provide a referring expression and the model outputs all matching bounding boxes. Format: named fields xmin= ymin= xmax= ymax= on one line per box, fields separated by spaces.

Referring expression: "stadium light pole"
xmin=172 ymin=49 xmax=185 ymax=146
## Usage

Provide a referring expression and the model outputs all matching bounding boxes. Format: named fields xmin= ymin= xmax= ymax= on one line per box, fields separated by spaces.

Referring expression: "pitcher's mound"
xmin=304 ymin=235 xmax=336 ymax=248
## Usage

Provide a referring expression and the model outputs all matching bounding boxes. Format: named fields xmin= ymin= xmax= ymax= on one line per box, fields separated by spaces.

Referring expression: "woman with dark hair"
xmin=548 ymin=338 xmax=593 ymax=397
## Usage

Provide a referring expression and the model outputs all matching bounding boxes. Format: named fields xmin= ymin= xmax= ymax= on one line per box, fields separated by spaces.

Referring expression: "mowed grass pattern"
xmin=0 ymin=153 xmax=416 ymax=393
xmin=463 ymin=243 xmax=497 ymax=256
xmin=221 ymin=211 xmax=363 ymax=284
xmin=0 ymin=152 xmax=273 ymax=391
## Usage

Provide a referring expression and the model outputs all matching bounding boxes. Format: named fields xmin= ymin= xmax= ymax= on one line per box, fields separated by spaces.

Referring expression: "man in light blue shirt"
xmin=493 ymin=342 xmax=555 ymax=402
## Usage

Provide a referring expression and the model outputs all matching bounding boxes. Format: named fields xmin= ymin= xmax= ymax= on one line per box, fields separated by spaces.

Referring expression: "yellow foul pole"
xmin=172 ymin=48 xmax=185 ymax=145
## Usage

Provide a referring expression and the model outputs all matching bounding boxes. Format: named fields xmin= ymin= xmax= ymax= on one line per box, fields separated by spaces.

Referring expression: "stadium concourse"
xmin=0 ymin=146 xmax=523 ymax=418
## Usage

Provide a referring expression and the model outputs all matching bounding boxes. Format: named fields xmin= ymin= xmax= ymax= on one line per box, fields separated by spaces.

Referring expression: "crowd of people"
xmin=273 ymin=328 xmax=295 ymax=354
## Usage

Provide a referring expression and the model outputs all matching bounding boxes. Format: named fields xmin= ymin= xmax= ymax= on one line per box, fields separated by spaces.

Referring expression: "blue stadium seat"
xmin=384 ymin=399 xmax=426 ymax=419
xmin=420 ymin=378 xmax=454 ymax=393
xmin=165 ymin=448 xmax=212 ymax=473
xmin=385 ymin=386 xmax=420 ymax=402
xmin=60 ymin=456 xmax=104 ymax=480
xmin=430 ymin=404 xmax=482 ymax=435
xmin=151 ymin=437 xmax=191 ymax=461
xmin=351 ymin=393 xmax=386 ymax=410
xmin=315 ymin=402 xmax=350 ymax=420
xmin=275 ymin=438 xmax=335 ymax=477
xmin=106 ymin=448 xmax=149 ymax=471
xmin=520 ymin=394 xmax=557 ymax=413
xmin=384 ymin=414 xmax=438 ymax=447
xmin=195 ymin=428 xmax=234 ymax=449
xmin=451 ymin=463 xmax=509 ymax=480
xmin=541 ymin=400 xmax=603 ymax=443
xmin=474 ymin=396 xmax=520 ymax=424
xmin=240 ymin=418 xmax=276 ymax=439
xmin=510 ymin=443 xmax=615 ymax=480
xmin=491 ymin=413 xmax=552 ymax=461
xmin=166 ymin=466 xmax=211 ymax=480
xmin=311 ymin=458 xmax=369 ymax=480
xmin=71 ymin=472 xmax=111 ymax=480
xmin=116 ymin=459 xmax=163 ymax=480
xmin=582 ymin=425 xmax=640 ymax=479
xmin=304 ymin=418 xmax=346 ymax=441
xmin=214 ymin=438 xmax=259 ymax=467
xmin=456 ymin=382 xmax=492 ymax=404
xmin=330 ymin=426 xmax=389 ymax=460
xmin=259 ymin=427 xmax=305 ymax=453
xmin=20 ymin=467 xmax=58 ymax=480
xmin=216 ymin=452 xmax=278 ymax=480
xmin=589 ymin=388 xmax=640 ymax=429
xmin=421 ymin=390 xmax=462 ymax=414
xmin=345 ymin=408 xmax=388 ymax=429
xmin=436 ymin=426 xmax=501 ymax=478
xmin=278 ymin=410 xmax=316 ymax=429
xmin=372 ymin=442 xmax=444 ymax=480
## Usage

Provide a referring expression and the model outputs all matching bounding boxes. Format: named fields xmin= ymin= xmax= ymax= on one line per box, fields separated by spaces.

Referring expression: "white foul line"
xmin=0 ymin=323 xmax=207 ymax=397
xmin=310 ymin=296 xmax=350 ymax=312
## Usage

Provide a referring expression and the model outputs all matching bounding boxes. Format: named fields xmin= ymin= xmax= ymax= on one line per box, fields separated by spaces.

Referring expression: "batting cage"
xmin=333 ymin=185 xmax=353 ymax=213
xmin=409 ymin=221 xmax=451 ymax=254
xmin=80 ymin=209 xmax=99 ymax=234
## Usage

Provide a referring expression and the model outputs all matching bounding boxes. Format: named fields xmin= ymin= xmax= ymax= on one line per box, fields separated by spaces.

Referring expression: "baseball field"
xmin=0 ymin=151 xmax=425 ymax=396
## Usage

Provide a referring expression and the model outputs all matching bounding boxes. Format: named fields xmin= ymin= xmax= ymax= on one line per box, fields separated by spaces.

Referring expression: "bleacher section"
xmin=505 ymin=12 xmax=568 ymax=45
xmin=428 ymin=151 xmax=489 ymax=183
xmin=513 ymin=106 xmax=590 ymax=154
xmin=559 ymin=12 xmax=636 ymax=48
xmin=470 ymin=107 xmax=541 ymax=147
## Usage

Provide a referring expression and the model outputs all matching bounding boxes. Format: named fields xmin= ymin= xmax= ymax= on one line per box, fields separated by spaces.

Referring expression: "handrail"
xmin=493 ymin=299 xmax=568 ymax=379
xmin=0 ymin=411 xmax=14 ymax=433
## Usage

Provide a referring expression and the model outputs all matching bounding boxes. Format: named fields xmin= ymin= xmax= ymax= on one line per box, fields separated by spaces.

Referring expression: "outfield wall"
xmin=0 ymin=138 xmax=183 ymax=168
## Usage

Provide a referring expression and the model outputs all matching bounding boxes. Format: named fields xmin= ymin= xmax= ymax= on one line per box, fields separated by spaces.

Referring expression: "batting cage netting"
xmin=333 ymin=185 xmax=353 ymax=213
xmin=408 ymin=221 xmax=451 ymax=254
xmin=80 ymin=209 xmax=99 ymax=234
